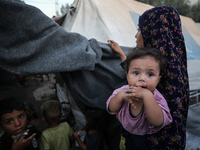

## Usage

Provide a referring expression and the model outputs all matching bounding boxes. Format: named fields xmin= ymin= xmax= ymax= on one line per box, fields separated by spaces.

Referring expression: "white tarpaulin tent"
xmin=59 ymin=0 xmax=200 ymax=149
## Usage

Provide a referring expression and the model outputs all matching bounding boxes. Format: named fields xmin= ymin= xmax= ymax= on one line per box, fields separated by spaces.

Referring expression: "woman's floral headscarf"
xmin=139 ymin=6 xmax=189 ymax=150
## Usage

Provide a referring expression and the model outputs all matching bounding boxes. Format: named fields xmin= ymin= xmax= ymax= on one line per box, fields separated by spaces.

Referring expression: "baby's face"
xmin=0 ymin=110 xmax=27 ymax=137
xmin=126 ymin=56 xmax=161 ymax=92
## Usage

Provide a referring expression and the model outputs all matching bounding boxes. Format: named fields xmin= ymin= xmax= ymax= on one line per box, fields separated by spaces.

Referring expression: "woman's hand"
xmin=107 ymin=40 xmax=127 ymax=61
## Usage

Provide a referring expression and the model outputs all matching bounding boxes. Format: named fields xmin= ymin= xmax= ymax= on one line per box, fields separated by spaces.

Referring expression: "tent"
xmin=57 ymin=0 xmax=200 ymax=149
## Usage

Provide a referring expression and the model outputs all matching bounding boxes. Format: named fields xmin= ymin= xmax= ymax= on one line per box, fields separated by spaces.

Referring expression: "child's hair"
xmin=41 ymin=100 xmax=61 ymax=123
xmin=123 ymin=47 xmax=168 ymax=76
xmin=84 ymin=107 xmax=106 ymax=131
xmin=0 ymin=97 xmax=25 ymax=120
xmin=25 ymin=103 xmax=39 ymax=123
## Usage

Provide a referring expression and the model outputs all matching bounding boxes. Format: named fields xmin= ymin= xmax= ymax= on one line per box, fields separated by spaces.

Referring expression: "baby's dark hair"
xmin=41 ymin=100 xmax=61 ymax=123
xmin=0 ymin=97 xmax=25 ymax=120
xmin=84 ymin=107 xmax=106 ymax=131
xmin=123 ymin=47 xmax=168 ymax=76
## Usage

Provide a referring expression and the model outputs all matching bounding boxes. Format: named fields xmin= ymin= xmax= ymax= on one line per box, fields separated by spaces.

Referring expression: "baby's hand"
xmin=126 ymin=86 xmax=150 ymax=101
xmin=119 ymin=89 xmax=137 ymax=109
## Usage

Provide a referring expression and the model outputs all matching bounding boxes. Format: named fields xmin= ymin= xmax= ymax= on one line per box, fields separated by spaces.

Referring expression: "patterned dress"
xmin=138 ymin=6 xmax=189 ymax=150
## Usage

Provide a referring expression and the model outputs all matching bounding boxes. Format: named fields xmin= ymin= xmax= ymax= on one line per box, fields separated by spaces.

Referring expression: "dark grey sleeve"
xmin=0 ymin=0 xmax=102 ymax=75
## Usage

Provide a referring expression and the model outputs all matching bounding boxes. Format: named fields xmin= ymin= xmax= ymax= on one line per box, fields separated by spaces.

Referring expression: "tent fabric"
xmin=0 ymin=0 xmax=102 ymax=75
xmin=62 ymin=0 xmax=200 ymax=92
xmin=60 ymin=43 xmax=131 ymax=110
xmin=62 ymin=0 xmax=153 ymax=47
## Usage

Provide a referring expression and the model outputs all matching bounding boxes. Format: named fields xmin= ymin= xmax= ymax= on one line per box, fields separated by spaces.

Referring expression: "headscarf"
xmin=139 ymin=6 xmax=189 ymax=150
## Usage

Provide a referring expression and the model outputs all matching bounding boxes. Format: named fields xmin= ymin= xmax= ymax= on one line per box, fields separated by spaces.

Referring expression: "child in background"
xmin=40 ymin=100 xmax=74 ymax=150
xmin=74 ymin=107 xmax=107 ymax=150
xmin=0 ymin=97 xmax=40 ymax=150
xmin=106 ymin=47 xmax=173 ymax=149
xmin=25 ymin=102 xmax=40 ymax=126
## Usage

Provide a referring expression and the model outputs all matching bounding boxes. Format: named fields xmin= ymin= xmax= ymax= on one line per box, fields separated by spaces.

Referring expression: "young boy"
xmin=0 ymin=97 xmax=40 ymax=150
xmin=40 ymin=100 xmax=74 ymax=150
xmin=106 ymin=47 xmax=173 ymax=149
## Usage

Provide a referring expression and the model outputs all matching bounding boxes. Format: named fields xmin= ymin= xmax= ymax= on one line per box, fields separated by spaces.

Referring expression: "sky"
xmin=24 ymin=0 xmax=74 ymax=18
xmin=24 ymin=0 xmax=199 ymax=18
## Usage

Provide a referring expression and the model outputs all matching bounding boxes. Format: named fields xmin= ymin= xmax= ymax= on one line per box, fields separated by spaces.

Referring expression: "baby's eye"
xmin=133 ymin=72 xmax=139 ymax=75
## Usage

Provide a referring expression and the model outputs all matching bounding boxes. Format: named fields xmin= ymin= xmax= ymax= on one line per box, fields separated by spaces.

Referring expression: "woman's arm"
xmin=107 ymin=40 xmax=127 ymax=62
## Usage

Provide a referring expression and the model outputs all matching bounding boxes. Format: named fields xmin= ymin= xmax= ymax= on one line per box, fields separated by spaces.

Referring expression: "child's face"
xmin=126 ymin=56 xmax=161 ymax=92
xmin=0 ymin=110 xmax=27 ymax=137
